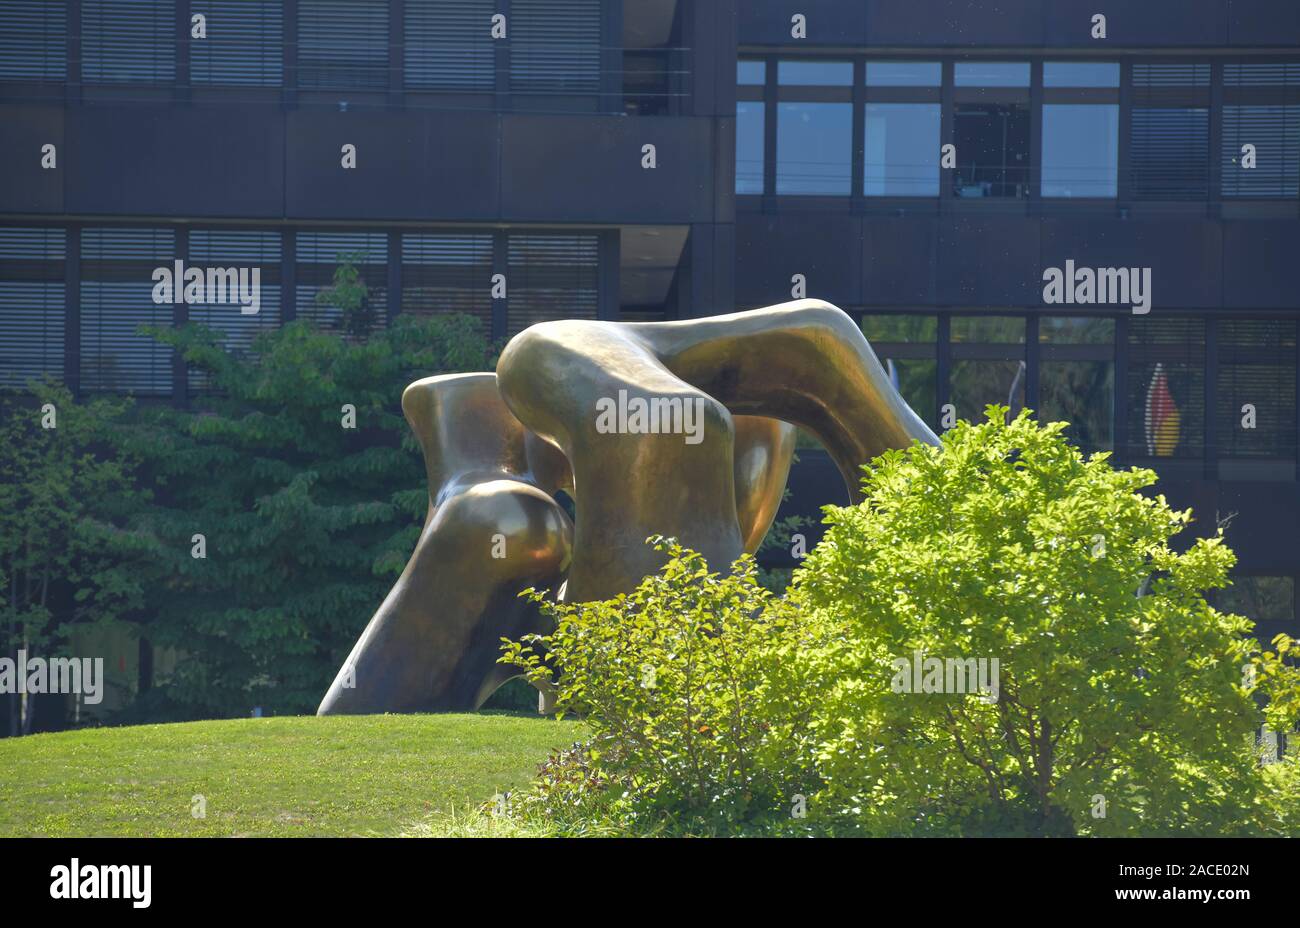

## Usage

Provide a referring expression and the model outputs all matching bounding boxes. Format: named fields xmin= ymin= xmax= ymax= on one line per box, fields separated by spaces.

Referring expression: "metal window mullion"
xmin=64 ymin=224 xmax=80 ymax=396
xmin=173 ymin=227 xmax=189 ymax=407
xmin=1025 ymin=313 xmax=1039 ymax=419
xmin=1205 ymin=315 xmax=1218 ymax=477
xmin=491 ymin=230 xmax=508 ymax=342
xmin=762 ymin=53 xmax=777 ymax=205
xmin=851 ymin=58 xmax=865 ymax=207
xmin=937 ymin=312 xmax=951 ymax=426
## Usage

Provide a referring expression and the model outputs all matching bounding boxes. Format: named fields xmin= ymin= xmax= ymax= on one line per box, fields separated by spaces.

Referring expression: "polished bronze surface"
xmin=496 ymin=299 xmax=938 ymax=602
xmin=320 ymin=300 xmax=936 ymax=713
xmin=317 ymin=373 xmax=573 ymax=715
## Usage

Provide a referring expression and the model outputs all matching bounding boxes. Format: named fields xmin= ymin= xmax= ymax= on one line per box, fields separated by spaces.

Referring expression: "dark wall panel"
xmin=936 ymin=216 xmax=1041 ymax=306
xmin=860 ymin=217 xmax=936 ymax=307
xmin=1223 ymin=221 xmax=1300 ymax=310
xmin=285 ymin=110 xmax=499 ymax=221
xmin=1045 ymin=1 xmax=1227 ymax=47
xmin=500 ymin=115 xmax=715 ymax=223
xmin=866 ymin=0 xmax=1044 ymax=47
xmin=0 ymin=105 xmax=64 ymax=214
xmin=65 ymin=106 xmax=284 ymax=218
xmin=1040 ymin=219 xmax=1222 ymax=310
xmin=1228 ymin=0 xmax=1300 ymax=46
xmin=735 ymin=211 xmax=862 ymax=307
xmin=739 ymin=0 xmax=867 ymax=46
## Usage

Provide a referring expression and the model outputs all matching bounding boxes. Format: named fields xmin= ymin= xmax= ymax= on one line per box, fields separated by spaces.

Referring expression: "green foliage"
xmin=794 ymin=407 xmax=1298 ymax=836
xmin=0 ymin=380 xmax=155 ymax=734
xmin=131 ymin=312 xmax=493 ymax=718
xmin=314 ymin=251 xmax=377 ymax=338
xmin=499 ymin=408 xmax=1300 ymax=837
xmin=500 ymin=537 xmax=826 ymax=834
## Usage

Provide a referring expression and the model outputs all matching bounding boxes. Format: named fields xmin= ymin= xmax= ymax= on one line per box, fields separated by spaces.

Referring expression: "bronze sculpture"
xmin=318 ymin=300 xmax=938 ymax=715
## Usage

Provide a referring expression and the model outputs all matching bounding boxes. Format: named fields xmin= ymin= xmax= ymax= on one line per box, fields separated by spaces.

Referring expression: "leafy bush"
xmin=0 ymin=381 xmax=156 ymax=734
xmin=130 ymin=312 xmax=494 ymax=718
xmin=500 ymin=408 xmax=1300 ymax=837
xmin=794 ymin=407 xmax=1299 ymax=836
xmin=500 ymin=538 xmax=826 ymax=834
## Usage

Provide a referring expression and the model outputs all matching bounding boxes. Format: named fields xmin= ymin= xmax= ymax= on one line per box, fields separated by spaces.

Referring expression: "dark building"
xmin=0 ymin=0 xmax=1297 ymax=645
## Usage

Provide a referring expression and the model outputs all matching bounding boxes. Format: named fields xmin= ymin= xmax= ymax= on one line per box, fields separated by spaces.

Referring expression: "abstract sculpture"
xmin=317 ymin=299 xmax=938 ymax=715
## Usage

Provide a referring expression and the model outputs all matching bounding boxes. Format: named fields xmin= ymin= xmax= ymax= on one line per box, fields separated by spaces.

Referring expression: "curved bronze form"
xmin=317 ymin=373 xmax=574 ymax=715
xmin=495 ymin=299 xmax=937 ymax=601
xmin=319 ymin=300 xmax=936 ymax=714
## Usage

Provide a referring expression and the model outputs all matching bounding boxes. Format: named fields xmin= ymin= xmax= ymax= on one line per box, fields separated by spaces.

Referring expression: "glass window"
xmin=0 ymin=227 xmax=65 ymax=388
xmin=1041 ymin=104 xmax=1119 ymax=197
xmin=1039 ymin=317 xmax=1116 ymax=453
xmin=1125 ymin=317 xmax=1206 ymax=459
xmin=738 ymin=60 xmax=766 ymax=86
xmin=405 ymin=0 xmax=494 ymax=91
xmin=778 ymin=60 xmax=853 ymax=86
xmin=862 ymin=316 xmax=937 ymax=430
xmin=1043 ymin=62 xmax=1120 ymax=88
xmin=865 ymin=103 xmax=940 ymax=196
xmin=777 ymin=102 xmax=852 ymax=195
xmin=950 ymin=316 xmax=1026 ymax=424
xmin=953 ymin=103 xmax=1031 ymax=198
xmin=1131 ymin=108 xmax=1211 ymax=200
xmin=736 ymin=101 xmax=766 ymax=194
xmin=866 ymin=61 xmax=940 ymax=87
xmin=1217 ymin=576 xmax=1296 ymax=626
xmin=1216 ymin=319 xmax=1298 ymax=459
xmin=1221 ymin=105 xmax=1300 ymax=198
xmin=954 ymin=62 xmax=1029 ymax=87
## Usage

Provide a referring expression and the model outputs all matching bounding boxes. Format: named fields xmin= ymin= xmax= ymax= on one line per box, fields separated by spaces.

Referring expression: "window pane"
xmin=738 ymin=60 xmax=765 ymax=86
xmin=1216 ymin=319 xmax=1298 ymax=459
xmin=736 ymin=101 xmax=765 ymax=194
xmin=951 ymin=316 xmax=1025 ymax=344
xmin=1131 ymin=108 xmax=1210 ymax=200
xmin=865 ymin=103 xmax=940 ymax=196
xmin=951 ymin=361 xmax=1027 ymax=422
xmin=862 ymin=314 xmax=938 ymax=344
xmin=953 ymin=103 xmax=1031 ymax=198
xmin=1040 ymin=361 xmax=1114 ymax=452
xmin=1040 ymin=316 xmax=1115 ymax=344
xmin=778 ymin=60 xmax=852 ymax=86
xmin=1042 ymin=104 xmax=1119 ymax=198
xmin=0 ymin=227 xmax=65 ymax=387
xmin=866 ymin=61 xmax=940 ymax=87
xmin=1221 ymin=106 xmax=1300 ymax=198
xmin=954 ymin=62 xmax=1029 ymax=87
xmin=777 ymin=102 xmax=852 ymax=195
xmin=1217 ymin=576 xmax=1295 ymax=626
xmin=1043 ymin=62 xmax=1119 ymax=88
xmin=1125 ymin=317 xmax=1205 ymax=459
xmin=405 ymin=0 xmax=494 ymax=91
xmin=889 ymin=359 xmax=937 ymax=430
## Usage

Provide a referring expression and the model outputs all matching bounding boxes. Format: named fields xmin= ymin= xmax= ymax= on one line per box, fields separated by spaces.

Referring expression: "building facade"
xmin=1 ymin=0 xmax=1297 ymax=643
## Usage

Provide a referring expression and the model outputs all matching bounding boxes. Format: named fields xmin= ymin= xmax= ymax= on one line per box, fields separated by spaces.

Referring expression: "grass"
xmin=0 ymin=712 xmax=582 ymax=837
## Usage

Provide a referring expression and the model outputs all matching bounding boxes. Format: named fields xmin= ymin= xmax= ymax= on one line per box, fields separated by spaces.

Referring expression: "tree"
xmin=794 ymin=407 xmax=1299 ymax=836
xmin=132 ymin=311 xmax=494 ymax=718
xmin=0 ymin=381 xmax=154 ymax=735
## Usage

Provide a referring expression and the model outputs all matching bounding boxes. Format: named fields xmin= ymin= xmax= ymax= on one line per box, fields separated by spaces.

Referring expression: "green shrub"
xmin=794 ymin=407 xmax=1299 ymax=836
xmin=500 ymin=538 xmax=825 ymax=834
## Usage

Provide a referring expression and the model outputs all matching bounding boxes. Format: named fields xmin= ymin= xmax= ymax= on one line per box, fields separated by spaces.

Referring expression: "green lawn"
xmin=0 ymin=713 xmax=581 ymax=837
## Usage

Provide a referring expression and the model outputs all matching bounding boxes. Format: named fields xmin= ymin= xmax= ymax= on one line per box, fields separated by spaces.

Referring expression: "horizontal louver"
xmin=1133 ymin=62 xmax=1210 ymax=90
xmin=297 ymin=0 xmax=388 ymax=91
xmin=1131 ymin=107 xmax=1210 ymax=200
xmin=1125 ymin=316 xmax=1205 ymax=459
xmin=0 ymin=227 xmax=65 ymax=388
xmin=401 ymin=233 xmax=492 ymax=332
xmin=1216 ymin=319 xmax=1298 ymax=459
xmin=0 ymin=0 xmax=66 ymax=80
xmin=81 ymin=0 xmax=176 ymax=83
xmin=404 ymin=0 xmax=494 ymax=91
xmin=1224 ymin=62 xmax=1300 ymax=87
xmin=510 ymin=0 xmax=601 ymax=94
xmin=506 ymin=233 xmax=599 ymax=337
xmin=296 ymin=231 xmax=388 ymax=331
xmin=1222 ymin=105 xmax=1300 ymax=197
xmin=190 ymin=0 xmax=283 ymax=87
xmin=186 ymin=230 xmax=282 ymax=389
xmin=80 ymin=227 xmax=175 ymax=395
